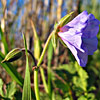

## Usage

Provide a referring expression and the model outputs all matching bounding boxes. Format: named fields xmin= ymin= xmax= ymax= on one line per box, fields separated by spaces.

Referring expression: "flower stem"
xmin=40 ymin=67 xmax=49 ymax=93
xmin=37 ymin=31 xmax=54 ymax=67
xmin=30 ymin=20 xmax=49 ymax=97
xmin=34 ymin=31 xmax=55 ymax=100
xmin=21 ymin=48 xmax=37 ymax=66
xmin=34 ymin=69 xmax=40 ymax=100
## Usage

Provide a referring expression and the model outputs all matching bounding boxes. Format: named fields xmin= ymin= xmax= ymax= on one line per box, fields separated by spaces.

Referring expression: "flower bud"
xmin=1 ymin=48 xmax=23 ymax=63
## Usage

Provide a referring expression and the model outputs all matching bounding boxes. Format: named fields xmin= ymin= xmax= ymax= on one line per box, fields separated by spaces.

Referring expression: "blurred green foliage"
xmin=0 ymin=78 xmax=17 ymax=100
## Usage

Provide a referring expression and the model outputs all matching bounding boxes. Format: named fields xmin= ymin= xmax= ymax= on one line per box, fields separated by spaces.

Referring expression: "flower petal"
xmin=82 ymin=14 xmax=100 ymax=38
xmin=60 ymin=22 xmax=86 ymax=33
xmin=60 ymin=11 xmax=88 ymax=33
xmin=58 ymin=10 xmax=99 ymax=67
xmin=67 ymin=11 xmax=88 ymax=27
xmin=58 ymin=29 xmax=84 ymax=52
xmin=61 ymin=39 xmax=88 ymax=67
xmin=82 ymin=37 xmax=98 ymax=55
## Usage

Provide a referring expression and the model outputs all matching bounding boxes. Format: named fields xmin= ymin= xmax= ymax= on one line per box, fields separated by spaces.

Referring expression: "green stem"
xmin=48 ymin=41 xmax=53 ymax=99
xmin=48 ymin=62 xmax=52 ymax=99
xmin=21 ymin=48 xmax=37 ymax=65
xmin=40 ymin=67 xmax=49 ymax=93
xmin=37 ymin=31 xmax=54 ymax=67
xmin=34 ymin=69 xmax=40 ymax=100
xmin=31 ymin=20 xmax=49 ymax=98
xmin=34 ymin=31 xmax=55 ymax=100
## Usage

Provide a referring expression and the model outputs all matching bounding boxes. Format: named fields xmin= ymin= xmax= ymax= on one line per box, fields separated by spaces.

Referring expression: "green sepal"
xmin=52 ymin=12 xmax=74 ymax=50
xmin=51 ymin=31 xmax=58 ymax=51
xmin=58 ymin=11 xmax=74 ymax=27
xmin=34 ymin=32 xmax=41 ymax=60
xmin=54 ymin=22 xmax=58 ymax=30
xmin=1 ymin=48 xmax=23 ymax=63
xmin=31 ymin=22 xmax=42 ymax=60
xmin=58 ymin=37 xmax=67 ymax=48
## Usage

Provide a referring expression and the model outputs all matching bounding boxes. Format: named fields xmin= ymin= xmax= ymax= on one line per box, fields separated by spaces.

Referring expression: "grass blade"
xmin=0 ymin=27 xmax=9 ymax=54
xmin=0 ymin=51 xmax=23 ymax=86
xmin=22 ymin=34 xmax=31 ymax=100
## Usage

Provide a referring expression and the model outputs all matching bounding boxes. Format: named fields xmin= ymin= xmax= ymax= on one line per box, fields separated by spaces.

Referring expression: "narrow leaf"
xmin=31 ymin=20 xmax=41 ymax=60
xmin=0 ymin=78 xmax=4 ymax=96
xmin=22 ymin=34 xmax=31 ymax=100
xmin=0 ymin=51 xmax=23 ymax=86
xmin=0 ymin=27 xmax=9 ymax=54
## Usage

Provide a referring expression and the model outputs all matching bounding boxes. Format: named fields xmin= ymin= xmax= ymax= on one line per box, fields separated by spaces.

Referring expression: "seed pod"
xmin=1 ymin=48 xmax=23 ymax=63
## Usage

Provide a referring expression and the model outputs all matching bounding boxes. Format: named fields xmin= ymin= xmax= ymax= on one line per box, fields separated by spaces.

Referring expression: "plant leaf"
xmin=31 ymin=20 xmax=41 ymax=60
xmin=73 ymin=62 xmax=88 ymax=92
xmin=0 ymin=78 xmax=4 ymax=96
xmin=5 ymin=82 xmax=17 ymax=99
xmin=22 ymin=34 xmax=31 ymax=100
xmin=0 ymin=51 xmax=23 ymax=86
xmin=0 ymin=79 xmax=17 ymax=100
xmin=0 ymin=27 xmax=9 ymax=54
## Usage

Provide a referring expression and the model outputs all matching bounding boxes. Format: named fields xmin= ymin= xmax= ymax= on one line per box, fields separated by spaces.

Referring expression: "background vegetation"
xmin=0 ymin=0 xmax=100 ymax=100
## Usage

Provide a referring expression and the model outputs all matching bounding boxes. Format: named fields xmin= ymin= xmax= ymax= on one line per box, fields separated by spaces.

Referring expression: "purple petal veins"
xmin=58 ymin=11 xmax=100 ymax=67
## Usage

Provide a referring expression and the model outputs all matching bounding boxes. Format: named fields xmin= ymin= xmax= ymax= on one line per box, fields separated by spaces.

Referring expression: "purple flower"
xmin=58 ymin=11 xmax=100 ymax=67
